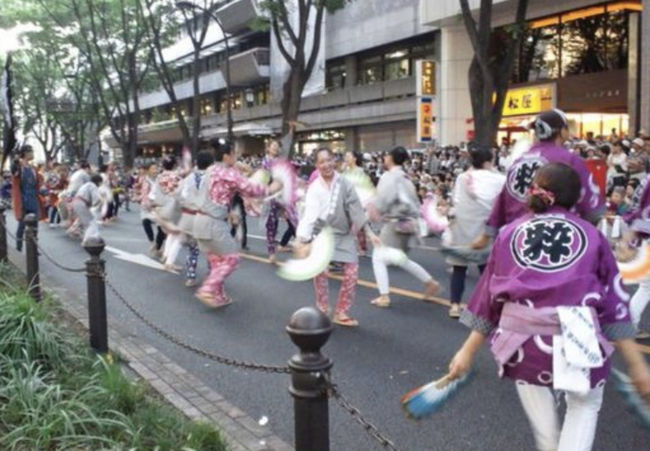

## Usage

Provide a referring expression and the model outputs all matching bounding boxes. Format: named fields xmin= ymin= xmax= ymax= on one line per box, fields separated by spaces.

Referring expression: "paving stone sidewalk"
xmin=7 ymin=247 xmax=293 ymax=451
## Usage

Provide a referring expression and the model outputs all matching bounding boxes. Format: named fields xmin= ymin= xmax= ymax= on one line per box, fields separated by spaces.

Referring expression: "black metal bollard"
xmin=24 ymin=213 xmax=41 ymax=301
xmin=286 ymin=307 xmax=333 ymax=451
xmin=0 ymin=206 xmax=7 ymax=263
xmin=83 ymin=237 xmax=108 ymax=354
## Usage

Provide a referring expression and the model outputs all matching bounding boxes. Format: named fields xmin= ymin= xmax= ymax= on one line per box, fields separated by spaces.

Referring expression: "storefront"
xmin=498 ymin=68 xmax=630 ymax=142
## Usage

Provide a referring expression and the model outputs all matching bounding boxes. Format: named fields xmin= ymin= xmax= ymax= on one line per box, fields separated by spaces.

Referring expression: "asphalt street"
xmin=7 ymin=209 xmax=650 ymax=451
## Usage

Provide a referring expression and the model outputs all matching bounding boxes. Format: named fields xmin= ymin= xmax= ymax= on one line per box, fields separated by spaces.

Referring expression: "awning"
xmin=201 ymin=121 xmax=275 ymax=138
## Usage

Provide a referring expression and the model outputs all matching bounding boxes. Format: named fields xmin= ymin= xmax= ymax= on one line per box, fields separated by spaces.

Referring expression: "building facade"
xmin=110 ymin=0 xmax=648 ymax=162
xmin=421 ymin=0 xmax=647 ymax=145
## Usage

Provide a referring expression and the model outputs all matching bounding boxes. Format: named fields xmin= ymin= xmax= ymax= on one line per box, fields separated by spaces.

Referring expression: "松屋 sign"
xmin=501 ymin=83 xmax=555 ymax=117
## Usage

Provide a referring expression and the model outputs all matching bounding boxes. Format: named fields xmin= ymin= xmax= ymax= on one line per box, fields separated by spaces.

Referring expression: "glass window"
xmin=326 ymin=61 xmax=346 ymax=89
xmin=561 ymin=14 xmax=608 ymax=76
xmin=358 ymin=55 xmax=382 ymax=85
xmin=384 ymin=49 xmax=410 ymax=80
xmin=514 ymin=24 xmax=560 ymax=83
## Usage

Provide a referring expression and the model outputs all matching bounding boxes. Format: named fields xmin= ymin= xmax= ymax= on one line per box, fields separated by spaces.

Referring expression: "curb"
xmin=6 ymin=245 xmax=294 ymax=451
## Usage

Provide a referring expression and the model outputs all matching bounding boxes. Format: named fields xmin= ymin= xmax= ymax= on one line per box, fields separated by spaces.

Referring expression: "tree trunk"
xmin=191 ymin=47 xmax=201 ymax=158
xmin=280 ymin=69 xmax=304 ymax=157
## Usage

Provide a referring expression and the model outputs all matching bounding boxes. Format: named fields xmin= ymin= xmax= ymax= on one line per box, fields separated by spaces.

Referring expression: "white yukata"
xmin=297 ymin=172 xmax=366 ymax=317
xmin=71 ymin=181 xmax=101 ymax=241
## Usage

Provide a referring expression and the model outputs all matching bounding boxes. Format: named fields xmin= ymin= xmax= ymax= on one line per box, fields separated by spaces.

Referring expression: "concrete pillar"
xmin=628 ymin=12 xmax=640 ymax=135
xmin=344 ymin=127 xmax=357 ymax=151
xmin=640 ymin=0 xmax=650 ymax=135
xmin=438 ymin=25 xmax=473 ymax=146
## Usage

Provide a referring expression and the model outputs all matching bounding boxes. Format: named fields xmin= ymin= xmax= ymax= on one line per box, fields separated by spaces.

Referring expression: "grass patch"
xmin=0 ymin=263 xmax=227 ymax=450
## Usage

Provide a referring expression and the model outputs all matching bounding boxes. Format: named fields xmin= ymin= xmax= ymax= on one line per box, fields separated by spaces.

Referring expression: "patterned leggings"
xmin=185 ymin=241 xmax=200 ymax=280
xmin=313 ymin=263 xmax=358 ymax=316
xmin=198 ymin=253 xmax=240 ymax=304
xmin=265 ymin=201 xmax=280 ymax=255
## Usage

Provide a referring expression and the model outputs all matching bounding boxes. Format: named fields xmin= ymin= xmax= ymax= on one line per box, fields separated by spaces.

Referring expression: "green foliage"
xmin=0 ymin=266 xmax=226 ymax=451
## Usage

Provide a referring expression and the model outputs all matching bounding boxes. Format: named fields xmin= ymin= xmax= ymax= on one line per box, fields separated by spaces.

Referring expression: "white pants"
xmin=371 ymin=247 xmax=431 ymax=295
xmin=630 ymin=279 xmax=650 ymax=330
xmin=516 ymin=384 xmax=604 ymax=451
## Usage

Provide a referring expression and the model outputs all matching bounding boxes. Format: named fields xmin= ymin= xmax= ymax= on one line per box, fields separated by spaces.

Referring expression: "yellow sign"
xmin=416 ymin=60 xmax=436 ymax=97
xmin=417 ymin=97 xmax=434 ymax=143
xmin=501 ymin=84 xmax=555 ymax=117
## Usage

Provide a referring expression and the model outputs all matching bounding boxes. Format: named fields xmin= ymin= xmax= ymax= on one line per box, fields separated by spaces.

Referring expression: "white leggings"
xmin=163 ymin=233 xmax=183 ymax=266
xmin=516 ymin=384 xmax=604 ymax=451
xmin=630 ymin=279 xmax=650 ymax=330
xmin=371 ymin=248 xmax=431 ymax=295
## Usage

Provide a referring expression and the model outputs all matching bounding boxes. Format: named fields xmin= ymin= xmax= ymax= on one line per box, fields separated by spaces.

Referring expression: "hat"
xmin=576 ymin=140 xmax=589 ymax=147
xmin=529 ymin=109 xmax=569 ymax=140
xmin=622 ymin=139 xmax=631 ymax=148
xmin=633 ymin=137 xmax=645 ymax=148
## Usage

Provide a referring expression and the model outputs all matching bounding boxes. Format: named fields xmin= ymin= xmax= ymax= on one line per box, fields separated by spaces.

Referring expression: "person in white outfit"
xmin=70 ymin=174 xmax=103 ymax=242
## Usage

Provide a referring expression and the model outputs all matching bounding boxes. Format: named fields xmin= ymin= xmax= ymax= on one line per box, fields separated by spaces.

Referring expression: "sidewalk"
xmin=7 ymin=244 xmax=293 ymax=451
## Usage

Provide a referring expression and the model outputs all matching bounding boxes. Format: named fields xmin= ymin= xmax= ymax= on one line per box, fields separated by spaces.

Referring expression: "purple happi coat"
xmin=461 ymin=206 xmax=635 ymax=387
xmin=486 ymin=141 xmax=605 ymax=235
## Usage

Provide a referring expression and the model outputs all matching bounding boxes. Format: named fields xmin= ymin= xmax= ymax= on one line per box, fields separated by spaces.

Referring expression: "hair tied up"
xmin=529 ymin=183 xmax=555 ymax=207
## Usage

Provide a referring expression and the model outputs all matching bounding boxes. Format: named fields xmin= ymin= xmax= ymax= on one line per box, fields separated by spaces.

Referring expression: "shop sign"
xmin=501 ymin=83 xmax=555 ymax=117
xmin=416 ymin=60 xmax=436 ymax=97
xmin=417 ymin=97 xmax=434 ymax=143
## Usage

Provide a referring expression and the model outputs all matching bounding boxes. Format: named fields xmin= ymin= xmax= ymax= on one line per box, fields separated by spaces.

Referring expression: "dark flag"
xmin=0 ymin=53 xmax=18 ymax=169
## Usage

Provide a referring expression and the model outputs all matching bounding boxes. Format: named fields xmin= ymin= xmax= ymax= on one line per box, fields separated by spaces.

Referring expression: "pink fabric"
xmin=491 ymin=303 xmax=614 ymax=367
xmin=313 ymin=263 xmax=359 ymax=315
xmin=198 ymin=253 xmax=240 ymax=304
xmin=157 ymin=171 xmax=181 ymax=195
xmin=210 ymin=164 xmax=267 ymax=207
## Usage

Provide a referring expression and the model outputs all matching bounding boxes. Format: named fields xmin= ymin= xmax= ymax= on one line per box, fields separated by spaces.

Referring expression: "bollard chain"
xmin=325 ymin=375 xmax=400 ymax=451
xmin=101 ymin=273 xmax=290 ymax=375
xmin=27 ymin=235 xmax=86 ymax=272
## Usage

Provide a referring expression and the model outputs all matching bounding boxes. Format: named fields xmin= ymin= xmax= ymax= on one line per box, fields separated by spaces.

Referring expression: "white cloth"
xmin=630 ymin=279 xmax=650 ymax=329
xmin=372 ymin=250 xmax=431 ymax=295
xmin=516 ymin=384 xmax=604 ymax=451
xmin=446 ymin=168 xmax=505 ymax=265
xmin=65 ymin=169 xmax=90 ymax=197
xmin=76 ymin=182 xmax=100 ymax=207
xmin=296 ymin=173 xmax=341 ymax=241
xmin=607 ymin=153 xmax=627 ymax=180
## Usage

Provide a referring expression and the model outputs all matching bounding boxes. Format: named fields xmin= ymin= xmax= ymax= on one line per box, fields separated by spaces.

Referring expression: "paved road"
xmin=7 ymin=209 xmax=650 ymax=451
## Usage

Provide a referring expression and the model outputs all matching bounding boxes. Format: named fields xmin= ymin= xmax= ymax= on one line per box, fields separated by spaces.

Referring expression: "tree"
xmin=459 ymin=0 xmax=529 ymax=147
xmin=139 ymin=0 xmax=218 ymax=157
xmin=258 ymin=0 xmax=352 ymax=156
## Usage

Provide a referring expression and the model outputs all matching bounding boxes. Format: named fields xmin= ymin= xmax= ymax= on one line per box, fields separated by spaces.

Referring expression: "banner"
xmin=417 ymin=97 xmax=434 ymax=143
xmin=269 ymin=0 xmax=326 ymax=101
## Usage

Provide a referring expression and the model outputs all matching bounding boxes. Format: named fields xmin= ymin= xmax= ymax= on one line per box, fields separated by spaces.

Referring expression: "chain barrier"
xmin=27 ymin=235 xmax=86 ymax=273
xmin=2 ymin=212 xmax=403 ymax=450
xmin=0 ymin=214 xmax=85 ymax=273
xmin=325 ymin=375 xmax=400 ymax=451
xmin=102 ymin=273 xmax=291 ymax=374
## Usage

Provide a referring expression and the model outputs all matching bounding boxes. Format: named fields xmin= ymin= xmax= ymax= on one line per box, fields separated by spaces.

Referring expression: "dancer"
xmin=134 ymin=163 xmax=166 ymax=257
xmin=473 ymin=109 xmax=604 ymax=248
xmin=367 ymin=146 xmax=440 ymax=308
xmin=150 ymin=156 xmax=182 ymax=272
xmin=178 ymin=151 xmax=214 ymax=287
xmin=445 ymin=146 xmax=505 ymax=318
xmin=45 ymin=163 xmax=68 ymax=228
xmin=619 ymin=170 xmax=650 ymax=339
xmin=295 ymin=148 xmax=368 ymax=327
xmin=343 ymin=150 xmax=368 ymax=255
xmin=193 ymin=141 xmax=282 ymax=307
xmin=11 ymin=145 xmax=42 ymax=252
xmin=448 ymin=163 xmax=650 ymax=451
xmin=70 ymin=174 xmax=103 ymax=242
xmin=263 ymin=139 xmax=296 ymax=263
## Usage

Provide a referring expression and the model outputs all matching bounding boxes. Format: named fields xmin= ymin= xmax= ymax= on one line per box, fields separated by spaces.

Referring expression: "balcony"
xmin=215 ymin=0 xmax=260 ymax=34
xmin=228 ymin=47 xmax=270 ymax=86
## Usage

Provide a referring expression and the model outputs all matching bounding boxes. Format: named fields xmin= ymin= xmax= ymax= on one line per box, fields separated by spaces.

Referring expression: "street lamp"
xmin=176 ymin=1 xmax=234 ymax=145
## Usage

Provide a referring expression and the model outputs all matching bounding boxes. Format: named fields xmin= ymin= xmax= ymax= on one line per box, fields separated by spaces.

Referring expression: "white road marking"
xmin=104 ymin=245 xmax=167 ymax=271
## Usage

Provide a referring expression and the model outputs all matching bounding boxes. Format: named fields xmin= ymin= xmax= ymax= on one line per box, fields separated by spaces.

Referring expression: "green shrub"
xmin=0 ymin=266 xmax=226 ymax=450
